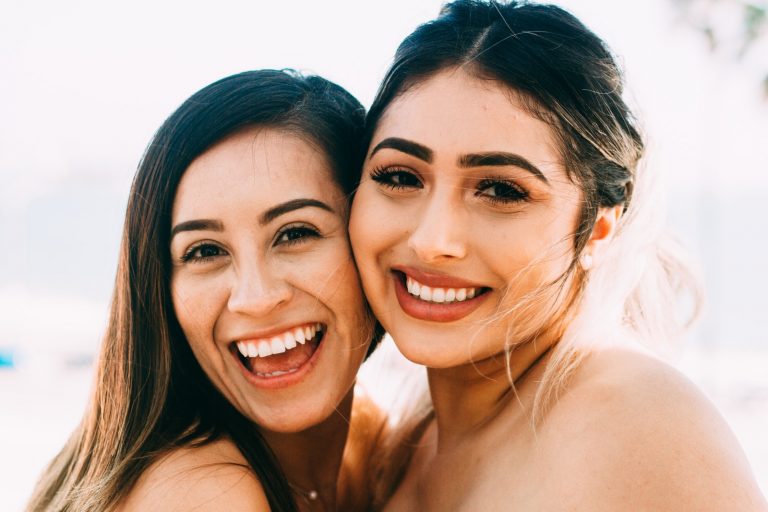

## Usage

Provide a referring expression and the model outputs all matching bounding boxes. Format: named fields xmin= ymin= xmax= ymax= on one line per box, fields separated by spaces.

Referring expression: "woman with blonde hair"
xmin=350 ymin=1 xmax=767 ymax=509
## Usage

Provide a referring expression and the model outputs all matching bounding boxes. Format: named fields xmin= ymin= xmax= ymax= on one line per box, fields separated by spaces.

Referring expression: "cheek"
xmin=484 ymin=212 xmax=577 ymax=290
xmin=286 ymin=241 xmax=366 ymax=315
xmin=171 ymin=273 xmax=227 ymax=347
xmin=350 ymin=188 xmax=403 ymax=270
xmin=349 ymin=191 xmax=375 ymax=256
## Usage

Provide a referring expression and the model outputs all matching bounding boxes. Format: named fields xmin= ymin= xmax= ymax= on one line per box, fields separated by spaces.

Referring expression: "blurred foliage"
xmin=671 ymin=0 xmax=768 ymax=97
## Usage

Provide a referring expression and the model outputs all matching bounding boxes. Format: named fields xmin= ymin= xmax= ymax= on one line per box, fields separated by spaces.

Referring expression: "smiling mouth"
xmin=392 ymin=271 xmax=491 ymax=322
xmin=395 ymin=271 xmax=490 ymax=303
xmin=231 ymin=323 xmax=325 ymax=378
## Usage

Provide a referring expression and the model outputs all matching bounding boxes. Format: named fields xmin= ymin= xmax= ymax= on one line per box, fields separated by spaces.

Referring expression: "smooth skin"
xmin=120 ymin=127 xmax=380 ymax=511
xmin=349 ymin=68 xmax=767 ymax=511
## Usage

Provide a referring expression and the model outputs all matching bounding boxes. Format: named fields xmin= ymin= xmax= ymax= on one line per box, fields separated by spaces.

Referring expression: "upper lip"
xmin=392 ymin=265 xmax=488 ymax=289
xmin=229 ymin=321 xmax=323 ymax=343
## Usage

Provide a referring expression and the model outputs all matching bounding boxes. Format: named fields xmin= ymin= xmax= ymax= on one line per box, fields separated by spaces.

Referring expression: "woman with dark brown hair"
xmin=350 ymin=1 xmax=767 ymax=510
xmin=28 ymin=69 xmax=384 ymax=512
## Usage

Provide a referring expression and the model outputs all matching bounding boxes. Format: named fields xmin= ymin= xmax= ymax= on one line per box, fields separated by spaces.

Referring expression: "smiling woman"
xmin=27 ymin=70 xmax=384 ymax=512
xmin=350 ymin=1 xmax=768 ymax=510
xmin=168 ymin=128 xmax=370 ymax=432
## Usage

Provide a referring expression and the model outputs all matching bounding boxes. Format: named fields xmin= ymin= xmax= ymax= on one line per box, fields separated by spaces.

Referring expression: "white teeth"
xmin=255 ymin=368 xmax=300 ymax=377
xmin=405 ymin=276 xmax=481 ymax=304
xmin=294 ymin=327 xmax=305 ymax=345
xmin=270 ymin=336 xmax=286 ymax=354
xmin=258 ymin=340 xmax=272 ymax=357
xmin=236 ymin=323 xmax=324 ymax=359
xmin=286 ymin=330 xmax=298 ymax=349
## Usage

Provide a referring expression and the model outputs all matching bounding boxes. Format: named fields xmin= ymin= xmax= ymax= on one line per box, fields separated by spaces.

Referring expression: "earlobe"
xmin=582 ymin=205 xmax=622 ymax=267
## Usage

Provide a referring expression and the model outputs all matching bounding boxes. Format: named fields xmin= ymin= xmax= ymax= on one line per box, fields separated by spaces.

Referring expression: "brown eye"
xmin=275 ymin=225 xmax=321 ymax=246
xmin=476 ymin=179 xmax=528 ymax=204
xmin=370 ymin=167 xmax=423 ymax=190
xmin=182 ymin=243 xmax=227 ymax=262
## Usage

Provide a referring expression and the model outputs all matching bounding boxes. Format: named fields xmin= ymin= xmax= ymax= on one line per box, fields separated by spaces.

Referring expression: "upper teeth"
xmin=406 ymin=276 xmax=478 ymax=303
xmin=236 ymin=323 xmax=322 ymax=359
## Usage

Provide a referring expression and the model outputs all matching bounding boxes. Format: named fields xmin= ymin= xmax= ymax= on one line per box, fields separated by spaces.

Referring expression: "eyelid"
xmin=369 ymin=165 xmax=424 ymax=189
xmin=273 ymin=223 xmax=322 ymax=247
xmin=475 ymin=176 xmax=529 ymax=204
xmin=179 ymin=240 xmax=228 ymax=263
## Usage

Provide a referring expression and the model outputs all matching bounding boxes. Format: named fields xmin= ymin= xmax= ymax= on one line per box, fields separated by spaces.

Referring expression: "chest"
xmin=382 ymin=428 xmax=557 ymax=512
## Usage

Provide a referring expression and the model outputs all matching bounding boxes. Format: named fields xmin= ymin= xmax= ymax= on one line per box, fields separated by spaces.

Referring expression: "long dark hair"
xmin=365 ymin=1 xmax=699 ymax=420
xmin=28 ymin=69 xmax=369 ymax=512
xmin=368 ymin=0 xmax=640 ymax=252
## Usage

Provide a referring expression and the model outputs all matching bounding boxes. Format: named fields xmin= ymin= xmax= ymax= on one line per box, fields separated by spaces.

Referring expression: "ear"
xmin=582 ymin=205 xmax=622 ymax=266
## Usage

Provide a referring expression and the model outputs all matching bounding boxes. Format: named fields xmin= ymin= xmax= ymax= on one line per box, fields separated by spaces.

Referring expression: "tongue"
xmin=248 ymin=338 xmax=318 ymax=375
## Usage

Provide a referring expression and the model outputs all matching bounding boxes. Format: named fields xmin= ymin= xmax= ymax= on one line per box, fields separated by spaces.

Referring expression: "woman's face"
xmin=349 ymin=69 xmax=583 ymax=369
xmin=171 ymin=127 xmax=371 ymax=432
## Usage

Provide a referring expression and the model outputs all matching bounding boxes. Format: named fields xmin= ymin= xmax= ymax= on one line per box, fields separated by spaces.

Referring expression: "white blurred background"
xmin=1 ymin=0 xmax=766 ymax=510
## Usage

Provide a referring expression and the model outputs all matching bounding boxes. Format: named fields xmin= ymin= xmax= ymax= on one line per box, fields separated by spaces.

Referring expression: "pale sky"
xmin=1 ymin=0 xmax=766 ymax=349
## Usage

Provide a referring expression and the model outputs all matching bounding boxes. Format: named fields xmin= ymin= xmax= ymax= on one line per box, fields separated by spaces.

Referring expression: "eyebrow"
xmin=459 ymin=152 xmax=548 ymax=184
xmin=369 ymin=137 xmax=433 ymax=163
xmin=171 ymin=219 xmax=223 ymax=238
xmin=259 ymin=198 xmax=335 ymax=225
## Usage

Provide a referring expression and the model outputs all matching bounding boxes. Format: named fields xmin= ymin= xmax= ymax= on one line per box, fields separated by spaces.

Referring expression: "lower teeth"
xmin=256 ymin=368 xmax=299 ymax=378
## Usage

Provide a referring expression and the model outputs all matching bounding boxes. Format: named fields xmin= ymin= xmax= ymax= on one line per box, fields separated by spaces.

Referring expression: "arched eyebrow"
xmin=369 ymin=137 xmax=433 ymax=163
xmin=171 ymin=219 xmax=223 ymax=239
xmin=459 ymin=152 xmax=548 ymax=184
xmin=259 ymin=198 xmax=334 ymax=225
xmin=369 ymin=136 xmax=548 ymax=184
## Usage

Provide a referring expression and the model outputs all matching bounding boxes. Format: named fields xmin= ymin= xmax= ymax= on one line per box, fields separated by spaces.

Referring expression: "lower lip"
xmin=233 ymin=332 xmax=325 ymax=390
xmin=392 ymin=272 xmax=490 ymax=322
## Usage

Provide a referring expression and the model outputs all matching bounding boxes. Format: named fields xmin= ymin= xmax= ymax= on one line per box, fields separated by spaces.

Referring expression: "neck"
xmin=428 ymin=337 xmax=553 ymax=449
xmin=260 ymin=390 xmax=354 ymax=510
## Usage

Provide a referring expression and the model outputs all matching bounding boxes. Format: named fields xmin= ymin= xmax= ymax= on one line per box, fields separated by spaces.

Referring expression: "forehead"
xmin=373 ymin=69 xmax=563 ymax=171
xmin=173 ymin=128 xmax=339 ymax=220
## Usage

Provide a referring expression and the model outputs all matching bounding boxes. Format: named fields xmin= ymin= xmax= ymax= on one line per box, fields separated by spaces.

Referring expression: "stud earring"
xmin=580 ymin=253 xmax=593 ymax=271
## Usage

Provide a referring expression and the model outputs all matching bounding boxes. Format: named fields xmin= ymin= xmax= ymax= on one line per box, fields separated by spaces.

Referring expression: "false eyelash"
xmin=475 ymin=177 xmax=529 ymax=204
xmin=369 ymin=166 xmax=423 ymax=190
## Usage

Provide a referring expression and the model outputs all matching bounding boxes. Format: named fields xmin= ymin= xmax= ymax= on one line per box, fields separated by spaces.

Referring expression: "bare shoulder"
xmin=539 ymin=347 xmax=767 ymax=511
xmin=117 ymin=437 xmax=270 ymax=512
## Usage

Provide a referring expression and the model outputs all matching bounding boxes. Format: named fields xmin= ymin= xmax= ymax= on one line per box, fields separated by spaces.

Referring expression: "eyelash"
xmin=370 ymin=166 xmax=528 ymax=204
xmin=370 ymin=166 xmax=423 ymax=190
xmin=274 ymin=224 xmax=321 ymax=246
xmin=181 ymin=242 xmax=227 ymax=263
xmin=476 ymin=177 xmax=529 ymax=204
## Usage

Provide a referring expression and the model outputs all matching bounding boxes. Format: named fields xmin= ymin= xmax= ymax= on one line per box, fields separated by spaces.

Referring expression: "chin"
xmin=388 ymin=333 xmax=461 ymax=369
xmin=253 ymin=403 xmax=336 ymax=434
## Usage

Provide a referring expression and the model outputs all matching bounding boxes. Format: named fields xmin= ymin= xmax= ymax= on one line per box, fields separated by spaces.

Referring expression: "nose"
xmin=227 ymin=261 xmax=293 ymax=317
xmin=407 ymin=192 xmax=468 ymax=263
